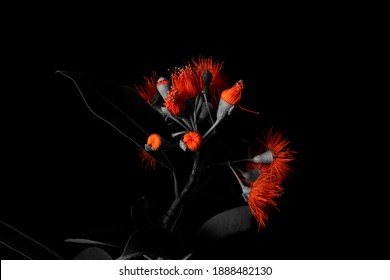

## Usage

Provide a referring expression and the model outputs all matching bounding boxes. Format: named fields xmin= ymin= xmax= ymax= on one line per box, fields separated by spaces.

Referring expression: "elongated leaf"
xmin=198 ymin=205 xmax=256 ymax=240
xmin=56 ymin=70 xmax=172 ymax=168
xmin=0 ymin=220 xmax=63 ymax=259
xmin=64 ymin=238 xmax=121 ymax=248
xmin=74 ymin=247 xmax=112 ymax=260
xmin=78 ymin=228 xmax=128 ymax=248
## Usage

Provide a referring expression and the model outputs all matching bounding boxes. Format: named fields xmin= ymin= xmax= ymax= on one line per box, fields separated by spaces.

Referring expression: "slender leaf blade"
xmin=0 ymin=220 xmax=63 ymax=260
xmin=56 ymin=70 xmax=172 ymax=167
xmin=64 ymin=238 xmax=121 ymax=248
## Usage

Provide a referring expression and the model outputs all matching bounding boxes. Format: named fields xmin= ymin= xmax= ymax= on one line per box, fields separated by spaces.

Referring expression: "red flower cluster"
xmin=134 ymin=56 xmax=296 ymax=231
xmin=245 ymin=128 xmax=297 ymax=230
xmin=135 ymin=55 xmax=244 ymax=158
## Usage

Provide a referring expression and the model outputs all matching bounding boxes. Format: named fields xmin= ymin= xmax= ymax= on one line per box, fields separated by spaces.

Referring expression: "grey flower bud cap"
xmin=201 ymin=69 xmax=212 ymax=93
xmin=252 ymin=150 xmax=274 ymax=163
xmin=157 ymin=77 xmax=171 ymax=100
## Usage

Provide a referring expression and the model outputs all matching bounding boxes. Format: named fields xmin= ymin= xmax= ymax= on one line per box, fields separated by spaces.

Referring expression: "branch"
xmin=162 ymin=152 xmax=200 ymax=230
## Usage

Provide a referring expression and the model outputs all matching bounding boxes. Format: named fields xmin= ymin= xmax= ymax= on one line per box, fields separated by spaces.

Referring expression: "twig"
xmin=162 ymin=152 xmax=200 ymax=229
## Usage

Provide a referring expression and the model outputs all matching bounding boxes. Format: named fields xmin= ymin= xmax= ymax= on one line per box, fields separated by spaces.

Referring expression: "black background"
xmin=1 ymin=5 xmax=388 ymax=260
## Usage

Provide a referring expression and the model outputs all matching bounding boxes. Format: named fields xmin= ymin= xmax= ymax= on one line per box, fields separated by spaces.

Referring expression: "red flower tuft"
xmin=249 ymin=128 xmax=297 ymax=183
xmin=170 ymin=64 xmax=202 ymax=100
xmin=247 ymin=172 xmax=284 ymax=231
xmin=192 ymin=55 xmax=230 ymax=105
xmin=135 ymin=71 xmax=158 ymax=105
xmin=164 ymin=88 xmax=186 ymax=117
xmin=139 ymin=149 xmax=157 ymax=170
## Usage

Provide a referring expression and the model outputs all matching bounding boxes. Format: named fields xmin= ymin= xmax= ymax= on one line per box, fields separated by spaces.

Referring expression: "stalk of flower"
xmin=236 ymin=166 xmax=262 ymax=183
xmin=196 ymin=101 xmax=215 ymax=123
xmin=162 ymin=65 xmax=204 ymax=132
xmin=202 ymin=80 xmax=245 ymax=139
xmin=227 ymin=162 xmax=254 ymax=202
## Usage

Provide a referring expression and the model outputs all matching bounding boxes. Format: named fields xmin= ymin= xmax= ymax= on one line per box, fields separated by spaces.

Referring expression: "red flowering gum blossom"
xmin=247 ymin=172 xmax=284 ymax=230
xmin=250 ymin=128 xmax=297 ymax=183
xmin=182 ymin=131 xmax=202 ymax=151
xmin=164 ymin=88 xmax=186 ymax=117
xmin=135 ymin=71 xmax=158 ymax=105
xmin=192 ymin=55 xmax=230 ymax=105
xmin=171 ymin=65 xmax=202 ymax=100
xmin=221 ymin=80 xmax=244 ymax=106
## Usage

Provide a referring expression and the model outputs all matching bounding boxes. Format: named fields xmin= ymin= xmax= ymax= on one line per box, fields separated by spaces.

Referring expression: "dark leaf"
xmin=78 ymin=228 xmax=128 ymax=248
xmin=64 ymin=238 xmax=121 ymax=248
xmin=0 ymin=220 xmax=63 ymax=259
xmin=56 ymin=70 xmax=172 ymax=168
xmin=74 ymin=247 xmax=112 ymax=260
xmin=198 ymin=205 xmax=256 ymax=240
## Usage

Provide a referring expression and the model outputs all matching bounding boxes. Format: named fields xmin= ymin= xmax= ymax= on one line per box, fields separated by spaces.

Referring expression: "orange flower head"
xmin=170 ymin=64 xmax=202 ymax=100
xmin=146 ymin=133 xmax=162 ymax=151
xmin=221 ymin=80 xmax=244 ymax=106
xmin=250 ymin=128 xmax=297 ymax=183
xmin=192 ymin=55 xmax=230 ymax=105
xmin=247 ymin=172 xmax=284 ymax=231
xmin=164 ymin=88 xmax=186 ymax=117
xmin=135 ymin=71 xmax=158 ymax=105
xmin=182 ymin=131 xmax=202 ymax=151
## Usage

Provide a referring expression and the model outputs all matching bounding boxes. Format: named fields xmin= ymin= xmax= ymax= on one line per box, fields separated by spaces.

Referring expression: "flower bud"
xmin=144 ymin=133 xmax=173 ymax=151
xmin=202 ymin=69 xmax=212 ymax=93
xmin=252 ymin=150 xmax=274 ymax=164
xmin=216 ymin=80 xmax=244 ymax=121
xmin=180 ymin=131 xmax=202 ymax=151
xmin=157 ymin=77 xmax=171 ymax=100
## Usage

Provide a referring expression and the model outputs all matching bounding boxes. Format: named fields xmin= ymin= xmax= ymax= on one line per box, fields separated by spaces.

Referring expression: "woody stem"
xmin=162 ymin=151 xmax=200 ymax=230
